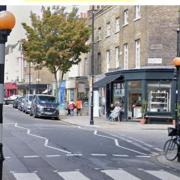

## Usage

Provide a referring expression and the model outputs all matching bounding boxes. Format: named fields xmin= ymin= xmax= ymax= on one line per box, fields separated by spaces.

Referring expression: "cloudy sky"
xmin=7 ymin=5 xmax=89 ymax=44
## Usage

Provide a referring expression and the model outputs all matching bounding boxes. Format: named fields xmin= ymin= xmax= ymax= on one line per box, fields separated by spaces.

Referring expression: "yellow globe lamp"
xmin=173 ymin=57 xmax=180 ymax=67
xmin=0 ymin=11 xmax=15 ymax=30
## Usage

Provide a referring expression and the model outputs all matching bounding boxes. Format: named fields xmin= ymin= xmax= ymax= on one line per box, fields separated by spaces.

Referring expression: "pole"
xmin=90 ymin=6 xmax=95 ymax=125
xmin=177 ymin=29 xmax=180 ymax=162
xmin=29 ymin=63 xmax=31 ymax=94
xmin=0 ymin=6 xmax=7 ymax=180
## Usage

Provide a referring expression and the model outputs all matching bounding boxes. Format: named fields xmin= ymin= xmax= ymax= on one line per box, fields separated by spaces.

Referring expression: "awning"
xmin=94 ymin=73 xmax=120 ymax=88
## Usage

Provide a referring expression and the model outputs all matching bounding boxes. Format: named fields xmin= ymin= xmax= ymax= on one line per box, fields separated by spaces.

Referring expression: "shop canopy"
xmin=94 ymin=73 xmax=121 ymax=88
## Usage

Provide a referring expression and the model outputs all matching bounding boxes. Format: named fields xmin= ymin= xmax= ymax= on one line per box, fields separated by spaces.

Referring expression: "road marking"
xmin=58 ymin=171 xmax=90 ymax=180
xmin=91 ymin=153 xmax=107 ymax=157
xmin=154 ymin=147 xmax=162 ymax=152
xmin=145 ymin=170 xmax=180 ymax=180
xmin=14 ymin=123 xmax=72 ymax=154
xmin=5 ymin=156 xmax=11 ymax=159
xmin=24 ymin=155 xmax=39 ymax=159
xmin=66 ymin=153 xmax=83 ymax=157
xmin=13 ymin=173 xmax=41 ymax=180
xmin=94 ymin=130 xmax=147 ymax=155
xmin=112 ymin=154 xmax=129 ymax=157
xmin=102 ymin=169 xmax=141 ymax=180
xmin=46 ymin=154 xmax=61 ymax=158
xmin=136 ymin=155 xmax=151 ymax=158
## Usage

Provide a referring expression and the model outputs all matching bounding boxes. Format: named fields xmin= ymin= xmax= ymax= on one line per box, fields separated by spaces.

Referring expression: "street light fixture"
xmin=0 ymin=8 xmax=15 ymax=180
xmin=90 ymin=5 xmax=95 ymax=125
xmin=173 ymin=56 xmax=180 ymax=162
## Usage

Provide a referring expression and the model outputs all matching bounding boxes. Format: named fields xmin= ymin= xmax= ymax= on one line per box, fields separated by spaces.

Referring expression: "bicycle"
xmin=163 ymin=127 xmax=180 ymax=161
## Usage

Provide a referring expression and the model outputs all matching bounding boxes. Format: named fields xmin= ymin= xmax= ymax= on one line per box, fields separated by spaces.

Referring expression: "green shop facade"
xmin=94 ymin=67 xmax=175 ymax=121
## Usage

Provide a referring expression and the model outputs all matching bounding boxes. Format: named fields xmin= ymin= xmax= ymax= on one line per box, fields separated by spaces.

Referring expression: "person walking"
xmin=68 ymin=100 xmax=75 ymax=116
xmin=76 ymin=99 xmax=83 ymax=116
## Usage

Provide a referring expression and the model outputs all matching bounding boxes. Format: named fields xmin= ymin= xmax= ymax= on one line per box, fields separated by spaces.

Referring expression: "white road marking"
xmin=145 ymin=170 xmax=180 ymax=180
xmin=112 ymin=154 xmax=129 ymax=157
xmin=13 ymin=173 xmax=41 ymax=180
xmin=14 ymin=123 xmax=71 ymax=154
xmin=91 ymin=153 xmax=107 ymax=157
xmin=58 ymin=171 xmax=90 ymax=180
xmin=46 ymin=154 xmax=61 ymax=158
xmin=102 ymin=169 xmax=141 ymax=180
xmin=66 ymin=153 xmax=83 ymax=157
xmin=24 ymin=155 xmax=39 ymax=158
xmin=154 ymin=147 xmax=162 ymax=152
xmin=5 ymin=156 xmax=11 ymax=159
xmin=136 ymin=155 xmax=151 ymax=158
xmin=93 ymin=130 xmax=147 ymax=155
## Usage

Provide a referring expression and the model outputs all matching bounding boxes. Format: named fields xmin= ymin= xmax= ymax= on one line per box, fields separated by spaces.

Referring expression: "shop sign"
xmin=148 ymin=58 xmax=162 ymax=64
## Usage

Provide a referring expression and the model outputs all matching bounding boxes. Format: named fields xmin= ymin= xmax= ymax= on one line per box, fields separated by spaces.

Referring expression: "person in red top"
xmin=76 ymin=99 xmax=82 ymax=116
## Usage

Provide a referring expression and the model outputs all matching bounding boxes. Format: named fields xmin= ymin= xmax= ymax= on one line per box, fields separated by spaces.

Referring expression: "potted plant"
xmin=140 ymin=100 xmax=148 ymax=124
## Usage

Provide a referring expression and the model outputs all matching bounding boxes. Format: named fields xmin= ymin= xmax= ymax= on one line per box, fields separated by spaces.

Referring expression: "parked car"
xmin=4 ymin=95 xmax=20 ymax=105
xmin=30 ymin=94 xmax=59 ymax=119
xmin=13 ymin=96 xmax=22 ymax=108
xmin=23 ymin=94 xmax=33 ymax=113
xmin=18 ymin=97 xmax=25 ymax=111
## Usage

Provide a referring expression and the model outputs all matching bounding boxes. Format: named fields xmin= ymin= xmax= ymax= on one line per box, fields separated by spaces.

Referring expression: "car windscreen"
xmin=37 ymin=96 xmax=56 ymax=103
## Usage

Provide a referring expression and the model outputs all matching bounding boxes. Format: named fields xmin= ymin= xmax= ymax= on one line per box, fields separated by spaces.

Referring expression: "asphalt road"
xmin=2 ymin=105 xmax=180 ymax=180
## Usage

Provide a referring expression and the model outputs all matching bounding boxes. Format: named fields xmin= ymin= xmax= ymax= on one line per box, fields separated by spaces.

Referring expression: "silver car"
xmin=23 ymin=94 xmax=33 ymax=113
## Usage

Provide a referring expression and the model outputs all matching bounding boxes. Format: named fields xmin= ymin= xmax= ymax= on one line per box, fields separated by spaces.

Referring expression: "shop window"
xmin=113 ymin=83 xmax=125 ymax=104
xmin=128 ymin=81 xmax=142 ymax=118
xmin=147 ymin=81 xmax=171 ymax=112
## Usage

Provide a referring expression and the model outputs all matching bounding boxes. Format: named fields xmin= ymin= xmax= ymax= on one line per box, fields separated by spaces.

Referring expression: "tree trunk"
xmin=54 ymin=71 xmax=59 ymax=101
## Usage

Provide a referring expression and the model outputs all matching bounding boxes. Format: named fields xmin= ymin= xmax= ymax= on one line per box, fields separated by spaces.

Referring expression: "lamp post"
xmin=0 ymin=8 xmax=15 ymax=179
xmin=90 ymin=5 xmax=95 ymax=125
xmin=173 ymin=57 xmax=180 ymax=162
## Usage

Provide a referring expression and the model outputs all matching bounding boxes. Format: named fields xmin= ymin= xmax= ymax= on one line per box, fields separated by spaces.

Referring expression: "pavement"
xmin=61 ymin=115 xmax=180 ymax=171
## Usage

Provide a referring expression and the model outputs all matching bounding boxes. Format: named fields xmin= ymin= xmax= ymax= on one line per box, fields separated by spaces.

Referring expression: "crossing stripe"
xmin=101 ymin=169 xmax=141 ymax=180
xmin=58 ymin=171 xmax=90 ymax=180
xmin=13 ymin=173 xmax=41 ymax=180
xmin=145 ymin=170 xmax=180 ymax=180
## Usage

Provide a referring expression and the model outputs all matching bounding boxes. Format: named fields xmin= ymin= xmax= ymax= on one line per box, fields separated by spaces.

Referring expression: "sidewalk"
xmin=60 ymin=115 xmax=174 ymax=131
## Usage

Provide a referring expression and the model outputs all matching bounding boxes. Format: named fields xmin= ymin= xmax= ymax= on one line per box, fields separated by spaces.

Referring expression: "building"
xmin=81 ymin=6 xmax=179 ymax=121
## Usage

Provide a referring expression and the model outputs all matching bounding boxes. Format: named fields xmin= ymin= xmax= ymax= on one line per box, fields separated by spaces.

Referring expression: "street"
xmin=2 ymin=105 xmax=180 ymax=180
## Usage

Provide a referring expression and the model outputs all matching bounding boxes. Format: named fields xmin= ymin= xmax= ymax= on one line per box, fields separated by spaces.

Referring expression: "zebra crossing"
xmin=11 ymin=168 xmax=180 ymax=180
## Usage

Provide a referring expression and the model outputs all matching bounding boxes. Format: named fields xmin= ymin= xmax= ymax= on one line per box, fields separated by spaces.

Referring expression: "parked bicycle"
xmin=163 ymin=127 xmax=180 ymax=161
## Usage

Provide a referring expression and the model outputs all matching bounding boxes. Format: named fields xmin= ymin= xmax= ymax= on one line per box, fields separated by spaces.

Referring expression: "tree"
xmin=22 ymin=6 xmax=90 ymax=96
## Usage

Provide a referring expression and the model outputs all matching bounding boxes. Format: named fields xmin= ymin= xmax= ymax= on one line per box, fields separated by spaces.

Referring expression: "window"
xmin=115 ymin=17 xmax=120 ymax=32
xmin=97 ymin=27 xmax=102 ymax=41
xmin=115 ymin=47 xmax=120 ymax=68
xmin=135 ymin=5 xmax=141 ymax=19
xmin=106 ymin=22 xmax=111 ymax=37
xmin=106 ymin=50 xmax=110 ymax=71
xmin=97 ymin=52 xmax=101 ymax=74
xmin=147 ymin=81 xmax=171 ymax=112
xmin=135 ymin=39 xmax=140 ymax=68
xmin=123 ymin=9 xmax=128 ymax=25
xmin=123 ymin=44 xmax=128 ymax=69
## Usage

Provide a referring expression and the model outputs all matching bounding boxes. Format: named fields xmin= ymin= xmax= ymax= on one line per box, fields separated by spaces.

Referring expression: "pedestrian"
xmin=68 ymin=100 xmax=75 ymax=116
xmin=66 ymin=101 xmax=71 ymax=116
xmin=76 ymin=99 xmax=83 ymax=116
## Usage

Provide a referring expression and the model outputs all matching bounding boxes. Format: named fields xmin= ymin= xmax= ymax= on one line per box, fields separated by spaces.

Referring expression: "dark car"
xmin=13 ymin=96 xmax=22 ymax=108
xmin=17 ymin=97 xmax=25 ymax=111
xmin=30 ymin=94 xmax=59 ymax=120
xmin=23 ymin=94 xmax=33 ymax=113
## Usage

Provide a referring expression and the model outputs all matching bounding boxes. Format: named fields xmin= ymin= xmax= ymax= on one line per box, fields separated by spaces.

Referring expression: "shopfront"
xmin=94 ymin=67 xmax=175 ymax=121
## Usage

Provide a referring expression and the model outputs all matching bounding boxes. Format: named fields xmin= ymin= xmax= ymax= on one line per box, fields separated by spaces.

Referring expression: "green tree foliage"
xmin=22 ymin=6 xmax=90 ymax=94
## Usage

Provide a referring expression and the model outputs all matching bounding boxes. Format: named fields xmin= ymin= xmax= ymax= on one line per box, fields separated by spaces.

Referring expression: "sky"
xmin=7 ymin=5 xmax=89 ymax=45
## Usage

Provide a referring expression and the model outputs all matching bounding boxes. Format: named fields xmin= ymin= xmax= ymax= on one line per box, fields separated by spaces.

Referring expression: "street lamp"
xmin=173 ymin=56 xmax=180 ymax=162
xmin=90 ymin=5 xmax=95 ymax=125
xmin=0 ymin=8 xmax=15 ymax=180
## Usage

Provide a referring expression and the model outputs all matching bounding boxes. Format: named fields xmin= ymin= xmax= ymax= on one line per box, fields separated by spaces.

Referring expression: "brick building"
xmin=81 ymin=6 xmax=179 ymax=120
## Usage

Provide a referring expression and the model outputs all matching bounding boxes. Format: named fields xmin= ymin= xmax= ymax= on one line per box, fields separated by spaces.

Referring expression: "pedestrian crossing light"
xmin=0 ymin=8 xmax=15 ymax=180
